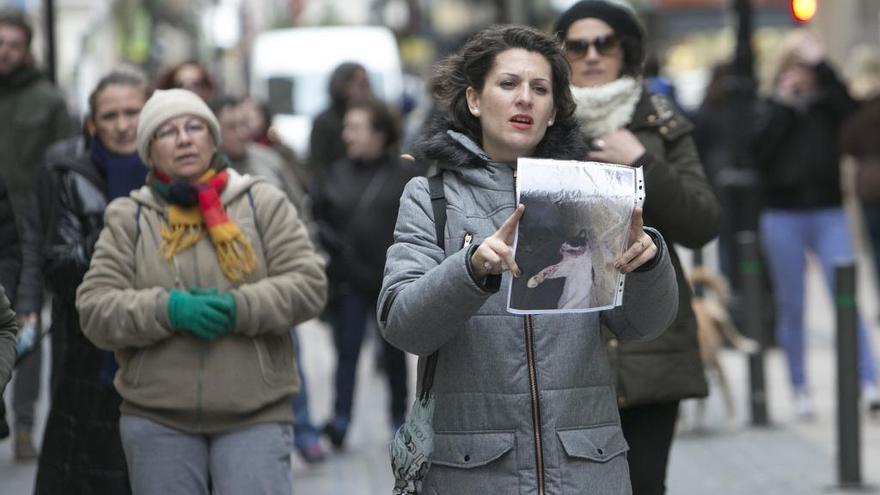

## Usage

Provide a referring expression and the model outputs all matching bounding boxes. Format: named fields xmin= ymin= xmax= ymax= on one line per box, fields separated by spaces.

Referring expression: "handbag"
xmin=389 ymin=172 xmax=445 ymax=494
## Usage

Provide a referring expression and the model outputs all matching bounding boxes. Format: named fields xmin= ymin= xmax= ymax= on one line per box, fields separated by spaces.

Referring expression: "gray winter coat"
xmin=378 ymin=119 xmax=679 ymax=494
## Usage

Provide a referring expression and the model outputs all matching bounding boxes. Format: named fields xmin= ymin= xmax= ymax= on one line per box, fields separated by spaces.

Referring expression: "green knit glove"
xmin=168 ymin=289 xmax=236 ymax=340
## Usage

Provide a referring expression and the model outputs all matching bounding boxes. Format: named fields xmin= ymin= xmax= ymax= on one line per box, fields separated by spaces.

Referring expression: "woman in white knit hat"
xmin=76 ymin=88 xmax=327 ymax=494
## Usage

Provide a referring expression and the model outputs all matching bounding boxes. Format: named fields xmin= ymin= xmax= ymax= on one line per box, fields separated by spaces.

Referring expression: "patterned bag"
xmin=389 ymin=173 xmax=445 ymax=494
xmin=390 ymin=356 xmax=437 ymax=494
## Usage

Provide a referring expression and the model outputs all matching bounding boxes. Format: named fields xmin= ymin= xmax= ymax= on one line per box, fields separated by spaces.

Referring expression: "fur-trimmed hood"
xmin=415 ymin=114 xmax=587 ymax=170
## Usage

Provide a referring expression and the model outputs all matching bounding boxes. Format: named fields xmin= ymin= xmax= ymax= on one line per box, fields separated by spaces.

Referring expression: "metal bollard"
xmin=834 ymin=262 xmax=862 ymax=488
xmin=737 ymin=231 xmax=768 ymax=426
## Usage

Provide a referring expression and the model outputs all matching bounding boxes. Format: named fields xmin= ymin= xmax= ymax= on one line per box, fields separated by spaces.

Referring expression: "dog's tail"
xmin=688 ymin=266 xmax=729 ymax=306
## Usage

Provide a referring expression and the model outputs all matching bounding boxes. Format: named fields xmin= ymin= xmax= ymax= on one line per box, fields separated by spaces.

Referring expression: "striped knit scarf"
xmin=150 ymin=165 xmax=256 ymax=282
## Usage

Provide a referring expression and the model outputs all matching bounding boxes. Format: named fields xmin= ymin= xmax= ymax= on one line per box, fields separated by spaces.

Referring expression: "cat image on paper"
xmin=526 ymin=229 xmax=594 ymax=309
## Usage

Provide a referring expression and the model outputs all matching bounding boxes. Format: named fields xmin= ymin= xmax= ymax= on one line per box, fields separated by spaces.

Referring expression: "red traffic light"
xmin=791 ymin=0 xmax=817 ymax=23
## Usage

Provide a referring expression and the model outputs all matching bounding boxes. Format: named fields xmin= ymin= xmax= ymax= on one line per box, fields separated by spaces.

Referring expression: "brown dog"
xmin=689 ymin=267 xmax=759 ymax=429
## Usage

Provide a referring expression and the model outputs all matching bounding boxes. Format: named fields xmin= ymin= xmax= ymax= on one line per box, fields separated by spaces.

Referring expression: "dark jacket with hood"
xmin=34 ymin=144 xmax=131 ymax=495
xmin=378 ymin=116 xmax=679 ymax=494
xmin=0 ymin=66 xmax=74 ymax=217
xmin=604 ymin=90 xmax=720 ymax=408
xmin=754 ymin=62 xmax=857 ymax=210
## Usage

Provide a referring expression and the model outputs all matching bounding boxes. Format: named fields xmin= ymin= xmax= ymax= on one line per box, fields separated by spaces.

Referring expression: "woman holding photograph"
xmin=378 ymin=24 xmax=678 ymax=493
xmin=554 ymin=2 xmax=721 ymax=493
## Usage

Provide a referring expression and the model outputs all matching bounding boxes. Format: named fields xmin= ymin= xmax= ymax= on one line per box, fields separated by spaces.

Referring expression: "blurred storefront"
xmin=2 ymin=0 xmax=880 ymax=115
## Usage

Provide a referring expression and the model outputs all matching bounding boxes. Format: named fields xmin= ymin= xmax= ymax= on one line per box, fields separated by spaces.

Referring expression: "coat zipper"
xmin=512 ymin=166 xmax=544 ymax=493
xmin=525 ymin=315 xmax=545 ymax=494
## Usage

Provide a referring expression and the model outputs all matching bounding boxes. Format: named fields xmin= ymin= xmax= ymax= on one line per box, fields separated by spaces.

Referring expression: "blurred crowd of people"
xmin=1 ymin=1 xmax=880 ymax=494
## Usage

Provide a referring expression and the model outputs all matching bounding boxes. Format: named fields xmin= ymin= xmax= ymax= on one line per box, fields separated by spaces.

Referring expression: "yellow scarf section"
xmin=159 ymin=170 xmax=257 ymax=282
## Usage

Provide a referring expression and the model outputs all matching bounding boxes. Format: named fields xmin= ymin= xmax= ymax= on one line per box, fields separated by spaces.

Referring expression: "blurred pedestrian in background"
xmin=76 ymin=88 xmax=326 ymax=494
xmin=312 ymin=98 xmax=420 ymax=448
xmin=0 ymin=7 xmax=75 ymax=461
xmin=0 ymin=172 xmax=21 ymax=441
xmin=307 ymin=62 xmax=373 ymax=176
xmin=379 ymin=24 xmax=678 ymax=493
xmin=214 ymin=94 xmax=327 ymax=463
xmin=842 ymin=46 xmax=880 ymax=324
xmin=753 ymin=29 xmax=880 ymax=417
xmin=240 ymin=96 xmax=311 ymax=189
xmin=555 ymin=2 xmax=720 ymax=492
xmin=156 ymin=61 xmax=216 ymax=102
xmin=843 ymin=95 xmax=880 ymax=337
xmin=693 ymin=62 xmax=740 ymax=279
xmin=34 ymin=68 xmax=151 ymax=494
xmin=0 ymin=285 xmax=17 ymax=415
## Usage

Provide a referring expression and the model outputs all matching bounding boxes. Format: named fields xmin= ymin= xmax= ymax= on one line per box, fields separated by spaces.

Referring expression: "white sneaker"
xmin=795 ymin=389 xmax=815 ymax=420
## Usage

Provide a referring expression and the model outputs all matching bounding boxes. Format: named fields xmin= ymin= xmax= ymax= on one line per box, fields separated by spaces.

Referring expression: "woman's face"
xmin=174 ymin=64 xmax=212 ymax=101
xmin=88 ymin=84 xmax=145 ymax=155
xmin=342 ymin=107 xmax=385 ymax=160
xmin=466 ymin=48 xmax=556 ymax=164
xmin=148 ymin=115 xmax=215 ymax=182
xmin=564 ymin=18 xmax=624 ymax=87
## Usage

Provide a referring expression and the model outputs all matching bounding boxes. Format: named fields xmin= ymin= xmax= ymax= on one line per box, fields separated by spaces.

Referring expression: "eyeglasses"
xmin=563 ymin=34 xmax=620 ymax=58
xmin=154 ymin=120 xmax=208 ymax=144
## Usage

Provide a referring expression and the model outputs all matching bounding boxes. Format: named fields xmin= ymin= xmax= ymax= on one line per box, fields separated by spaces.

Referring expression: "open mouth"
xmin=510 ymin=114 xmax=533 ymax=130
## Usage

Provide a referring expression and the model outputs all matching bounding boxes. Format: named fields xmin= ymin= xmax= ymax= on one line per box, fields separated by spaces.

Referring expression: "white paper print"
xmin=507 ymin=158 xmax=644 ymax=314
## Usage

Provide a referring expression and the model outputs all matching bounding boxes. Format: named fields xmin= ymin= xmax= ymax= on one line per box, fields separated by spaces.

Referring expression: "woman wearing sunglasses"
xmin=555 ymin=2 xmax=721 ymax=494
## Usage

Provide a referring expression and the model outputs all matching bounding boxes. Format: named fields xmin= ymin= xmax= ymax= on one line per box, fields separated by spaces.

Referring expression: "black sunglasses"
xmin=563 ymin=34 xmax=620 ymax=58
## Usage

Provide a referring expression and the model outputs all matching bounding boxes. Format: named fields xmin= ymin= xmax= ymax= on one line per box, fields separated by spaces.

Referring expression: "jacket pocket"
xmin=117 ymin=348 xmax=145 ymax=388
xmin=557 ymin=424 xmax=631 ymax=494
xmin=422 ymin=430 xmax=517 ymax=495
xmin=253 ymin=332 xmax=296 ymax=387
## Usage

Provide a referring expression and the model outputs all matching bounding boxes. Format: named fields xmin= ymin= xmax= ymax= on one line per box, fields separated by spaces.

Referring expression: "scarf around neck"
xmin=91 ymin=136 xmax=149 ymax=201
xmin=571 ymin=76 xmax=643 ymax=139
xmin=150 ymin=161 xmax=256 ymax=282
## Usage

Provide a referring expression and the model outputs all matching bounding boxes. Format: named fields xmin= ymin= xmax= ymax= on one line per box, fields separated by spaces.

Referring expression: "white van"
xmin=249 ymin=26 xmax=404 ymax=159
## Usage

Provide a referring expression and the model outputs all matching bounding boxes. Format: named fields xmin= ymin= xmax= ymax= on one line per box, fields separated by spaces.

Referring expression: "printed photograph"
xmin=507 ymin=159 xmax=643 ymax=314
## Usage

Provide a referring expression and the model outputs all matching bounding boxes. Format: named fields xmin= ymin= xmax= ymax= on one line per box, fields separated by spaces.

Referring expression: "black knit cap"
xmin=554 ymin=0 xmax=645 ymax=75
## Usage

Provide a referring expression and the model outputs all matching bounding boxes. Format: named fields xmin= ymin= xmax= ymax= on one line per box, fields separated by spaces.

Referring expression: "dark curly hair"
xmin=430 ymin=24 xmax=576 ymax=145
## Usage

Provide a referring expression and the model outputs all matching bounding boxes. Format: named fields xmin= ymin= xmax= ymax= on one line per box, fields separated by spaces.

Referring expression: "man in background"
xmin=0 ymin=8 xmax=74 ymax=460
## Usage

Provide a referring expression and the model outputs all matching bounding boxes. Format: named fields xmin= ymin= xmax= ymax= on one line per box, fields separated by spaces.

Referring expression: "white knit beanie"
xmin=136 ymin=88 xmax=221 ymax=164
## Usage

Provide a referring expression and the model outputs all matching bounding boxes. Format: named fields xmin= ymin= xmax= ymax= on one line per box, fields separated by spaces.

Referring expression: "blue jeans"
xmin=119 ymin=415 xmax=293 ymax=495
xmin=760 ymin=207 xmax=878 ymax=388
xmin=331 ymin=288 xmax=407 ymax=425
xmin=290 ymin=328 xmax=319 ymax=448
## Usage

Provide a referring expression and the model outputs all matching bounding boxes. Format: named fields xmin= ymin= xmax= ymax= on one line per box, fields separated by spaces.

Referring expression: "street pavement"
xmin=2 ymin=249 xmax=880 ymax=494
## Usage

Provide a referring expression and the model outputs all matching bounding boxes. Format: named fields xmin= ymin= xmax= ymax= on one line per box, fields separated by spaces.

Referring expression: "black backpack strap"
xmin=428 ymin=173 xmax=446 ymax=251
xmin=420 ymin=172 xmax=445 ymax=401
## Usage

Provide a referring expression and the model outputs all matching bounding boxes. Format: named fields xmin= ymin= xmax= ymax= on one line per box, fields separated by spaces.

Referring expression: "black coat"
xmin=307 ymin=105 xmax=347 ymax=174
xmin=754 ymin=62 xmax=857 ymax=209
xmin=0 ymin=175 xmax=21 ymax=305
xmin=604 ymin=91 xmax=720 ymax=407
xmin=35 ymin=149 xmax=130 ymax=495
xmin=311 ymin=153 xmax=425 ymax=296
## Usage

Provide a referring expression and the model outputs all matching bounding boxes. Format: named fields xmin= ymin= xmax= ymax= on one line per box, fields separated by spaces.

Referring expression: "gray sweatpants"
xmin=119 ymin=415 xmax=293 ymax=495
